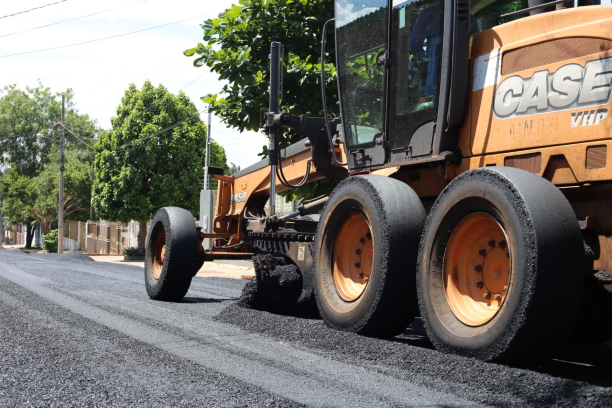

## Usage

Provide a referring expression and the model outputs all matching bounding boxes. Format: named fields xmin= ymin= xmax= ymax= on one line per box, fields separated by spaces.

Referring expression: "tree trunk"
xmin=25 ymin=224 xmax=36 ymax=249
xmin=137 ymin=221 xmax=147 ymax=253
xmin=0 ymin=208 xmax=4 ymax=245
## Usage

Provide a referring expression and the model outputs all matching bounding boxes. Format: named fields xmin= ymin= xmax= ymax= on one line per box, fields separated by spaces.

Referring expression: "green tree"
xmin=0 ymin=83 xmax=98 ymax=178
xmin=0 ymin=169 xmax=38 ymax=247
xmin=228 ymin=162 xmax=241 ymax=174
xmin=34 ymin=147 xmax=93 ymax=234
xmin=0 ymin=83 xmax=98 ymax=246
xmin=186 ymin=0 xmax=339 ymax=203
xmin=92 ymin=81 xmax=228 ymax=251
xmin=185 ymin=0 xmax=337 ymax=139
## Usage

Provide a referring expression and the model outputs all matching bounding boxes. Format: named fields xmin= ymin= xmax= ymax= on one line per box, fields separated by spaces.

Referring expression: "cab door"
xmin=335 ymin=0 xmax=389 ymax=170
xmin=388 ymin=0 xmax=445 ymax=161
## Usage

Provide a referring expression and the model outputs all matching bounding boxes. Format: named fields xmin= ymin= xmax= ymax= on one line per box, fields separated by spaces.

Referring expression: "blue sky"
xmin=0 ymin=0 xmax=265 ymax=168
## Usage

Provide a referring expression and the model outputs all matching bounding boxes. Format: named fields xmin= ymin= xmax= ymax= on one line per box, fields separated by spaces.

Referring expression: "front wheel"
xmin=418 ymin=167 xmax=585 ymax=361
xmin=145 ymin=207 xmax=197 ymax=301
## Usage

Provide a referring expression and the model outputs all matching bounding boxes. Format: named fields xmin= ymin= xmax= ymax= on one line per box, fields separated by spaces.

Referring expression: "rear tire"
xmin=418 ymin=167 xmax=585 ymax=361
xmin=315 ymin=175 xmax=426 ymax=338
xmin=145 ymin=207 xmax=197 ymax=301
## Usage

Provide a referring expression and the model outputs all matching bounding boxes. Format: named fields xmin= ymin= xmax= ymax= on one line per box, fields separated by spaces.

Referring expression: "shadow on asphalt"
xmin=540 ymin=343 xmax=612 ymax=387
xmin=181 ymin=297 xmax=236 ymax=304
xmin=393 ymin=318 xmax=435 ymax=349
xmin=392 ymin=317 xmax=612 ymax=387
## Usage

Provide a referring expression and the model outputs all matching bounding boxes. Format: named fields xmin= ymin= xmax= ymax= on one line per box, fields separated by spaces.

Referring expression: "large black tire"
xmin=315 ymin=175 xmax=426 ymax=338
xmin=417 ymin=167 xmax=585 ymax=361
xmin=145 ymin=207 xmax=197 ymax=301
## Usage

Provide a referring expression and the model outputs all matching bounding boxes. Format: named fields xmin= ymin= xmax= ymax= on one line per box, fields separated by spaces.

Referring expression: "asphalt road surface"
xmin=1 ymin=248 xmax=611 ymax=407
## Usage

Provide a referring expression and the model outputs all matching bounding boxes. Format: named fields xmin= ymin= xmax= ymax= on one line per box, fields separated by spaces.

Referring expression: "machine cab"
xmin=335 ymin=0 xmax=474 ymax=170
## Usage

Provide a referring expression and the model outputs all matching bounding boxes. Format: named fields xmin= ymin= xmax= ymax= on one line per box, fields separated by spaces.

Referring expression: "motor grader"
xmin=144 ymin=0 xmax=612 ymax=361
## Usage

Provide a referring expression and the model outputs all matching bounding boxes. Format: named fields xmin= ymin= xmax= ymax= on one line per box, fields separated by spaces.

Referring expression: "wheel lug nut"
xmin=355 ymin=249 xmax=361 ymax=255
xmin=476 ymin=281 xmax=484 ymax=288
xmin=483 ymin=292 xmax=491 ymax=300
xmin=364 ymin=276 xmax=370 ymax=281
xmin=366 ymin=233 xmax=372 ymax=239
xmin=474 ymin=265 xmax=482 ymax=272
xmin=506 ymin=252 xmax=510 ymax=258
xmin=503 ymin=285 xmax=508 ymax=291
xmin=355 ymin=262 xmax=361 ymax=268
xmin=494 ymin=294 xmax=502 ymax=301
xmin=499 ymin=241 xmax=507 ymax=249
xmin=479 ymin=249 xmax=487 ymax=257
xmin=358 ymin=273 xmax=364 ymax=278
xmin=360 ymin=238 xmax=366 ymax=244
xmin=488 ymin=240 xmax=496 ymax=247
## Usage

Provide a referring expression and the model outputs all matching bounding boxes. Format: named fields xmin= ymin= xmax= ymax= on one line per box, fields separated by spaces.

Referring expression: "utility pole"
xmin=90 ymin=160 xmax=94 ymax=220
xmin=199 ymin=104 xmax=214 ymax=250
xmin=58 ymin=95 xmax=65 ymax=253
xmin=204 ymin=103 xmax=212 ymax=190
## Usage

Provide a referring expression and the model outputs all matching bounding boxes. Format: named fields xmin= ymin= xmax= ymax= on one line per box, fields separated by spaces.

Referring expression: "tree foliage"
xmin=185 ymin=0 xmax=337 ymax=138
xmin=185 ymin=0 xmax=339 ymax=203
xmin=92 ymin=81 xmax=228 ymax=226
xmin=0 ymin=84 xmax=97 ymax=245
xmin=34 ymin=147 xmax=92 ymax=233
xmin=0 ymin=83 xmax=98 ymax=178
xmin=0 ymin=169 xmax=38 ymax=225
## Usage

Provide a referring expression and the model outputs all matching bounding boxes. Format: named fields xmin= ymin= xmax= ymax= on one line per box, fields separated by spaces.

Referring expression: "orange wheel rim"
xmin=443 ymin=213 xmax=511 ymax=326
xmin=332 ymin=212 xmax=373 ymax=301
xmin=152 ymin=228 xmax=166 ymax=280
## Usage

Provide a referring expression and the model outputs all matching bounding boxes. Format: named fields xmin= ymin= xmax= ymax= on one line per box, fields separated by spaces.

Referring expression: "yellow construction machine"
xmin=144 ymin=0 xmax=612 ymax=361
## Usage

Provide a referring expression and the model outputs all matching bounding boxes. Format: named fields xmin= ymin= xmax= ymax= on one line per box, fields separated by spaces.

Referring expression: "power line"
xmin=0 ymin=0 xmax=152 ymax=38
xmin=59 ymin=123 xmax=96 ymax=150
xmin=0 ymin=0 xmax=68 ymax=20
xmin=91 ymin=35 xmax=202 ymax=111
xmin=180 ymin=72 xmax=207 ymax=90
xmin=0 ymin=13 xmax=207 ymax=58
xmin=114 ymin=108 xmax=206 ymax=151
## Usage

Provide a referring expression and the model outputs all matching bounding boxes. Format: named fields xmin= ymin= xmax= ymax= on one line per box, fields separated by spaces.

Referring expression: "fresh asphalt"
xmin=0 ymin=247 xmax=611 ymax=407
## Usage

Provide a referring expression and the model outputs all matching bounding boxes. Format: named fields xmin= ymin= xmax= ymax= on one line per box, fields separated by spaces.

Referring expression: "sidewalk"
xmin=89 ymin=255 xmax=255 ymax=280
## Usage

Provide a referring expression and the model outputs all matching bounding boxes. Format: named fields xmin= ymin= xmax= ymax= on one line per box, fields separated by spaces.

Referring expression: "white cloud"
xmin=0 ymin=0 xmax=267 ymax=169
xmin=335 ymin=0 xmax=383 ymax=27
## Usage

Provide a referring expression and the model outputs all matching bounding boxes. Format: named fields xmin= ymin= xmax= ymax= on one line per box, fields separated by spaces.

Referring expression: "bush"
xmin=123 ymin=247 xmax=144 ymax=257
xmin=43 ymin=230 xmax=59 ymax=253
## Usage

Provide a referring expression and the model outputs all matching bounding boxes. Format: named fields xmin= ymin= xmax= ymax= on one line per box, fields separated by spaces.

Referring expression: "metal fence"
xmin=81 ymin=220 xmax=147 ymax=255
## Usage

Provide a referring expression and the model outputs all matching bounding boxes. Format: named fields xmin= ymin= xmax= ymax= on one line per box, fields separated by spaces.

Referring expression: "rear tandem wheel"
xmin=417 ymin=167 xmax=585 ymax=361
xmin=315 ymin=175 xmax=426 ymax=338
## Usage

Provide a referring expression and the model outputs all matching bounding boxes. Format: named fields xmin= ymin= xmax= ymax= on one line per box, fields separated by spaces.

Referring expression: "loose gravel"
xmin=0 ymin=257 xmax=299 ymax=407
xmin=218 ymin=298 xmax=612 ymax=407
xmin=2 ymin=247 xmax=612 ymax=407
